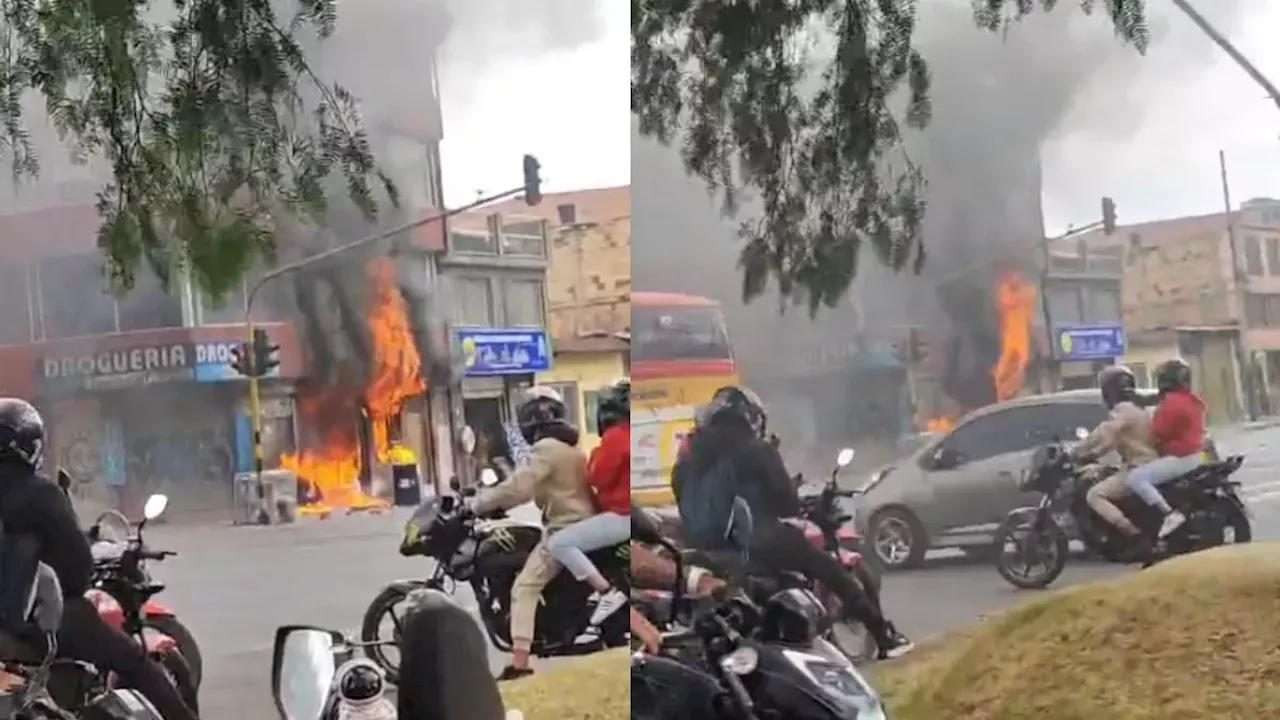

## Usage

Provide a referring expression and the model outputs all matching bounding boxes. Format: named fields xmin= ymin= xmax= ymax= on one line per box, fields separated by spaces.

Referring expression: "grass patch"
xmin=874 ymin=543 xmax=1280 ymax=719
xmin=500 ymin=649 xmax=629 ymax=720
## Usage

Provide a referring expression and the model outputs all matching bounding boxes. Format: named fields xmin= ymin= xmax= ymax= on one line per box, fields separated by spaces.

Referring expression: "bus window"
xmin=631 ymin=304 xmax=731 ymax=363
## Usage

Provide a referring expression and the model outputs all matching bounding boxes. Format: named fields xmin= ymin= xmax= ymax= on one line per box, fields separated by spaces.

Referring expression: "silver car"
xmin=855 ymin=390 xmax=1110 ymax=570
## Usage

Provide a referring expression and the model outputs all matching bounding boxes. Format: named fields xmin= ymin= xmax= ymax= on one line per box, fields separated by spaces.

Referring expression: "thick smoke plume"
xmin=633 ymin=1 xmax=1255 ymax=440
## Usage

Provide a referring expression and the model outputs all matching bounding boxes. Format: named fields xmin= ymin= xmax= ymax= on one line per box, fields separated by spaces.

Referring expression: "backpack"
xmin=674 ymin=455 xmax=740 ymax=552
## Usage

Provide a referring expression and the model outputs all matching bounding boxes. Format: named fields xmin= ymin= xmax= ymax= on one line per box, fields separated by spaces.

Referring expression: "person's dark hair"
xmin=1097 ymin=365 xmax=1138 ymax=410
xmin=596 ymin=378 xmax=630 ymax=434
xmin=398 ymin=590 xmax=506 ymax=720
xmin=0 ymin=398 xmax=44 ymax=468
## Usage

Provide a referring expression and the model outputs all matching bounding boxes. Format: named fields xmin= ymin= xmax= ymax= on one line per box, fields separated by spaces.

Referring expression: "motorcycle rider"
xmin=1075 ymin=365 xmax=1159 ymax=555
xmin=469 ymin=387 xmax=595 ymax=682
xmin=1126 ymin=358 xmax=1207 ymax=539
xmin=544 ymin=378 xmax=631 ymax=641
xmin=674 ymin=386 xmax=913 ymax=660
xmin=0 ymin=398 xmax=198 ymax=720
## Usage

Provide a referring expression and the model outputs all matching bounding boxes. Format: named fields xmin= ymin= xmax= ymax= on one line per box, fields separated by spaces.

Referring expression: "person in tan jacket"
xmin=1072 ymin=365 xmax=1158 ymax=551
xmin=471 ymin=386 xmax=594 ymax=682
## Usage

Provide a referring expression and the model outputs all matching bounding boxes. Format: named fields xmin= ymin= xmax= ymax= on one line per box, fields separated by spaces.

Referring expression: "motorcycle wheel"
xmin=994 ymin=515 xmax=1069 ymax=590
xmin=145 ymin=616 xmax=202 ymax=688
xmin=361 ymin=585 xmax=419 ymax=684
xmin=153 ymin=649 xmax=199 ymax=714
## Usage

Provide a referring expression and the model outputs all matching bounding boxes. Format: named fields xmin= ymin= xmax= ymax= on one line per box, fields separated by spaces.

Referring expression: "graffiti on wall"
xmin=124 ymin=427 xmax=234 ymax=495
xmin=48 ymin=398 xmax=105 ymax=501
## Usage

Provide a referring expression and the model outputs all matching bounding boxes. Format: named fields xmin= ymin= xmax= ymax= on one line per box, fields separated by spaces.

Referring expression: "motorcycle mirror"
xmin=271 ymin=626 xmax=340 ymax=720
xmin=56 ymin=468 xmax=72 ymax=492
xmin=142 ymin=494 xmax=169 ymax=522
xmin=835 ymin=448 xmax=855 ymax=468
xmin=460 ymin=426 xmax=477 ymax=454
xmin=1074 ymin=427 xmax=1089 ymax=441
xmin=479 ymin=468 xmax=500 ymax=487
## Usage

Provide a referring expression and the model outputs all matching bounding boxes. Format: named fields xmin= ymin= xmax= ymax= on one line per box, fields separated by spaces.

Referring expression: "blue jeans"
xmin=545 ymin=512 xmax=631 ymax=581
xmin=1127 ymin=454 xmax=1204 ymax=512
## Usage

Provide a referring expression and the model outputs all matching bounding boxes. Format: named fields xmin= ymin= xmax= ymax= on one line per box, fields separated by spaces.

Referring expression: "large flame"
xmin=282 ymin=258 xmax=426 ymax=518
xmin=991 ymin=270 xmax=1038 ymax=402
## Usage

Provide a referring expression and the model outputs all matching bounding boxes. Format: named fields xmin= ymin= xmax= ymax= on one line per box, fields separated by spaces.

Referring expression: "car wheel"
xmin=868 ymin=508 xmax=927 ymax=571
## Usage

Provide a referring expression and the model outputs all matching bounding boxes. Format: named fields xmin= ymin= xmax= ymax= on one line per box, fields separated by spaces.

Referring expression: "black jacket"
xmin=0 ymin=465 xmax=93 ymax=598
xmin=677 ymin=420 xmax=801 ymax=528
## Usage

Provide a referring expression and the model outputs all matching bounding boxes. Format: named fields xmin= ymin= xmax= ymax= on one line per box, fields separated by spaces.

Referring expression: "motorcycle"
xmin=56 ymin=470 xmax=203 ymax=688
xmin=993 ymin=428 xmax=1252 ymax=589
xmin=641 ymin=448 xmax=881 ymax=663
xmin=632 ymin=519 xmax=891 ymax=720
xmin=360 ymin=470 xmax=630 ymax=682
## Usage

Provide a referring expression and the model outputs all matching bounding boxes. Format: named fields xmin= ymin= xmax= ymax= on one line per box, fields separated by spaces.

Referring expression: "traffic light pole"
xmin=241 ymin=185 xmax=527 ymax=524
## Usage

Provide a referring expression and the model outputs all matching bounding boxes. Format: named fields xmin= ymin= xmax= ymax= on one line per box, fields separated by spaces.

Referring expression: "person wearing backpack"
xmin=673 ymin=386 xmax=914 ymax=660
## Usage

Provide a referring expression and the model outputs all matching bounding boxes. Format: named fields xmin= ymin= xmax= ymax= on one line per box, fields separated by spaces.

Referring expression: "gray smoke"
xmin=633 ymin=1 xmax=1257 ymax=448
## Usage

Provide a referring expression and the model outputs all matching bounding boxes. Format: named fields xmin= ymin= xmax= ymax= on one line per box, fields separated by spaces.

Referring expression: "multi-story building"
xmin=1039 ymin=236 xmax=1125 ymax=390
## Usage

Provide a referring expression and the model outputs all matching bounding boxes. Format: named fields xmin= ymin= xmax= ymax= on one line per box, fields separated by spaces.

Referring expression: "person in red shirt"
xmin=545 ymin=378 xmax=631 ymax=638
xmin=1126 ymin=358 xmax=1207 ymax=539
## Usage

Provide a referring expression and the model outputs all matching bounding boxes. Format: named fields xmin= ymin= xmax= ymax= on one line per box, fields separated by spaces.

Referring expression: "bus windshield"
xmin=631 ymin=303 xmax=732 ymax=363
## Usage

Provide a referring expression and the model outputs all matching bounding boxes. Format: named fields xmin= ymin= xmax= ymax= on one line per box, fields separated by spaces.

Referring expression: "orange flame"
xmin=282 ymin=258 xmax=426 ymax=517
xmin=925 ymin=416 xmax=956 ymax=432
xmin=991 ymin=271 xmax=1037 ymax=402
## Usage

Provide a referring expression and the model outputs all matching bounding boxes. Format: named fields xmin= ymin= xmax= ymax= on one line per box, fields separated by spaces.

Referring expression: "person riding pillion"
xmin=468 ymin=387 xmax=595 ymax=682
xmin=545 ymin=378 xmax=632 ymax=641
xmin=674 ymin=386 xmax=913 ymax=660
xmin=1125 ymin=358 xmax=1207 ymax=539
xmin=1074 ymin=365 xmax=1159 ymax=553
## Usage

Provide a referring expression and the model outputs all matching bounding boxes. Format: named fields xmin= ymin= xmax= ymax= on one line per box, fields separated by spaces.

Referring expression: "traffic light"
xmin=229 ymin=342 xmax=254 ymax=377
xmin=522 ymin=154 xmax=542 ymax=206
xmin=908 ymin=328 xmax=928 ymax=364
xmin=1101 ymin=196 xmax=1117 ymax=235
xmin=252 ymin=328 xmax=280 ymax=377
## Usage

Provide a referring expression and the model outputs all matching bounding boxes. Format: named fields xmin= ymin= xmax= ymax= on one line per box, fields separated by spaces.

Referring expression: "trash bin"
xmin=389 ymin=442 xmax=422 ymax=507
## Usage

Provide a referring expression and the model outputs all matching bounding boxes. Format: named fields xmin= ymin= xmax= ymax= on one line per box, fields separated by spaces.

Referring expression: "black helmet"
xmin=337 ymin=660 xmax=385 ymax=703
xmin=516 ymin=386 xmax=571 ymax=444
xmin=1097 ymin=365 xmax=1138 ymax=410
xmin=0 ymin=399 xmax=44 ymax=468
xmin=596 ymin=377 xmax=630 ymax=433
xmin=1154 ymin=357 xmax=1193 ymax=393
xmin=703 ymin=386 xmax=766 ymax=437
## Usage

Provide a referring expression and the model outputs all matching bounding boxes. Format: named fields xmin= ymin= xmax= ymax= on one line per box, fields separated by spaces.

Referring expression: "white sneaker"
xmin=587 ymin=588 xmax=629 ymax=627
xmin=1158 ymin=510 xmax=1186 ymax=539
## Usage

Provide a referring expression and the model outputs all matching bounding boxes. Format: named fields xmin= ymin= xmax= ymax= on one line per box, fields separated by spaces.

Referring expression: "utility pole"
xmin=1219 ymin=149 xmax=1258 ymax=421
xmin=1170 ymin=0 xmax=1280 ymax=113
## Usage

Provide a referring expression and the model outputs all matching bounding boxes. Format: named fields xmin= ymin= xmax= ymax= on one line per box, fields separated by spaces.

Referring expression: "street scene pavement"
xmin=142 ymin=424 xmax=1280 ymax=719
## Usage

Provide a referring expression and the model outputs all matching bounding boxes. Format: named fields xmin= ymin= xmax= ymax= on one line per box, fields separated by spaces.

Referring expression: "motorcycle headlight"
xmin=781 ymin=649 xmax=888 ymax=718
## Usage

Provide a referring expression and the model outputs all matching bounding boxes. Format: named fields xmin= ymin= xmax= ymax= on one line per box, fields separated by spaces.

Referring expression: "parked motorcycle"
xmin=57 ymin=471 xmax=203 ymax=688
xmin=993 ymin=428 xmax=1252 ymax=589
xmin=360 ymin=472 xmax=630 ymax=682
xmin=633 ymin=525 xmax=890 ymax=720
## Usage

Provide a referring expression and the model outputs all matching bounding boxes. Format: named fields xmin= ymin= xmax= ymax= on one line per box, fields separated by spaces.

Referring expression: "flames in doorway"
xmin=281 ymin=258 xmax=427 ymax=517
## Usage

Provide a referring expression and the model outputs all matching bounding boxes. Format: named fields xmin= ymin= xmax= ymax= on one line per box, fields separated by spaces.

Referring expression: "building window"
xmin=1265 ymin=295 xmax=1280 ymax=327
xmin=1086 ymin=287 xmax=1122 ymax=322
xmin=1268 ymin=237 xmax=1280 ymax=276
xmin=115 ymin=267 xmax=184 ymax=332
xmin=0 ymin=265 xmax=33 ymax=344
xmin=504 ymin=279 xmax=546 ymax=327
xmin=1244 ymin=235 xmax=1265 ymax=276
xmin=499 ymin=218 xmax=546 ymax=257
xmin=1245 ymin=294 xmax=1269 ymax=327
xmin=1046 ymin=286 xmax=1082 ymax=325
xmin=39 ymin=253 xmax=117 ymax=339
xmin=452 ymin=276 xmax=493 ymax=326
xmin=450 ymin=229 xmax=496 ymax=255
xmin=199 ymin=279 xmax=248 ymax=325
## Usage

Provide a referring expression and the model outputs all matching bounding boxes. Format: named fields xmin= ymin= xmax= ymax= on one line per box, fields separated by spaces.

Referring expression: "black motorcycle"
xmin=632 ymin=532 xmax=890 ymax=720
xmin=361 ymin=482 xmax=630 ymax=682
xmin=994 ymin=434 xmax=1252 ymax=589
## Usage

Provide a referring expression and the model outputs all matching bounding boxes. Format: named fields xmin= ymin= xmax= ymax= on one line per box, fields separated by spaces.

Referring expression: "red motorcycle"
xmin=80 ymin=494 xmax=200 ymax=712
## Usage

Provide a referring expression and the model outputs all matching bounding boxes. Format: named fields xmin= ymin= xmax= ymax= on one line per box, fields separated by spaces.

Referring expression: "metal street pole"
xmin=1169 ymin=0 xmax=1280 ymax=113
xmin=242 ymin=186 xmax=525 ymax=524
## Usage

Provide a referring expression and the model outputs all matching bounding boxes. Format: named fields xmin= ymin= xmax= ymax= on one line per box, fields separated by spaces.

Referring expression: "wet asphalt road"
xmin=141 ymin=425 xmax=1280 ymax=720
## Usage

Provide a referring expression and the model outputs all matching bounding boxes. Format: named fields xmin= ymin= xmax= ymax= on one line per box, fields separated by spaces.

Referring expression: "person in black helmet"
xmin=1073 ymin=366 xmax=1160 ymax=555
xmin=674 ymin=386 xmax=913 ymax=660
xmin=0 ymin=398 xmax=198 ymax=720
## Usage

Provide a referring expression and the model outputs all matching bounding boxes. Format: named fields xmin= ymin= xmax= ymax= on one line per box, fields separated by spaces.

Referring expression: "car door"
xmin=920 ymin=407 xmax=1046 ymax=533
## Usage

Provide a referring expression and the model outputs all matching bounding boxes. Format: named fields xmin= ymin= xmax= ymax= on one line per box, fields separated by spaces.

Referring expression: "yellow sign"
xmin=1059 ymin=332 xmax=1073 ymax=357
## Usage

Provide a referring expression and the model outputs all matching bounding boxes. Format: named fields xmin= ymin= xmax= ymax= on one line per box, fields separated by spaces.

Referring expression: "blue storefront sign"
xmin=457 ymin=328 xmax=551 ymax=376
xmin=1055 ymin=324 xmax=1126 ymax=361
xmin=192 ymin=340 xmax=281 ymax=382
